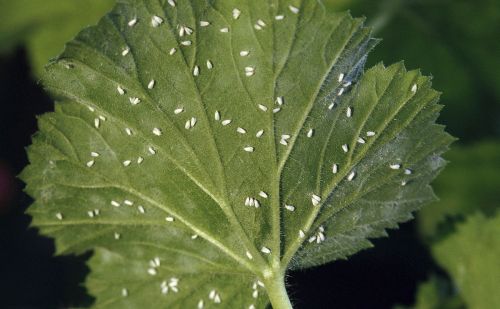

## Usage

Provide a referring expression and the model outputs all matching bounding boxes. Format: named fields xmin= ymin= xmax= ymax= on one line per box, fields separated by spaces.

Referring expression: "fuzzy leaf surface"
xmin=22 ymin=0 xmax=453 ymax=307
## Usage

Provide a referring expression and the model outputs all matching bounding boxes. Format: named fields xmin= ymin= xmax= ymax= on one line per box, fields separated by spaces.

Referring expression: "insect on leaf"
xmin=21 ymin=0 xmax=454 ymax=307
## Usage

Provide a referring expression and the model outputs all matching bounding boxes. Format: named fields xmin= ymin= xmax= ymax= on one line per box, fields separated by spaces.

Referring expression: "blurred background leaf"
xmin=395 ymin=275 xmax=464 ymax=309
xmin=431 ymin=212 xmax=500 ymax=309
xmin=0 ymin=0 xmax=114 ymax=76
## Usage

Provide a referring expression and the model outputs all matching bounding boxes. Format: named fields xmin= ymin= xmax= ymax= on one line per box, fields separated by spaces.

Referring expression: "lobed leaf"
xmin=21 ymin=0 xmax=453 ymax=307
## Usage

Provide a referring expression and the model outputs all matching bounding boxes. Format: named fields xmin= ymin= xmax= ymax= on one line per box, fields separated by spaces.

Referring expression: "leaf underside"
xmin=21 ymin=0 xmax=453 ymax=307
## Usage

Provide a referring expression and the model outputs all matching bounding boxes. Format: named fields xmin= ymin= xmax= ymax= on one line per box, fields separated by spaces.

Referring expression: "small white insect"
xmin=200 ymin=21 xmax=210 ymax=27
xmin=167 ymin=0 xmax=176 ymax=7
xmin=411 ymin=84 xmax=418 ymax=93
xmin=122 ymin=47 xmax=130 ymax=56
xmin=258 ymin=104 xmax=268 ymax=112
xmin=129 ymin=97 xmax=141 ymax=105
xmin=220 ymin=27 xmax=229 ymax=33
xmin=366 ymin=131 xmax=376 ymax=137
xmin=151 ymin=15 xmax=163 ymax=27
xmin=275 ymin=15 xmax=285 ymax=20
xmin=404 ymin=168 xmax=413 ymax=175
xmin=169 ymin=48 xmax=177 ymax=55
xmin=123 ymin=160 xmax=132 ymax=167
xmin=87 ymin=106 xmax=95 ymax=112
xmin=128 ymin=18 xmax=137 ymax=27
xmin=245 ymin=66 xmax=255 ymax=77
xmin=280 ymin=134 xmax=290 ymax=146
xmin=55 ymin=212 xmax=63 ymax=220
xmin=237 ymin=127 xmax=247 ymax=134
xmin=138 ymin=206 xmax=145 ymax=214
xmin=148 ymin=147 xmax=156 ymax=155
xmin=221 ymin=119 xmax=232 ymax=126
xmin=148 ymin=80 xmax=155 ymax=89
xmin=261 ymin=247 xmax=271 ymax=254
xmin=347 ymin=171 xmax=356 ymax=181
xmin=346 ymin=106 xmax=352 ymax=118
xmin=111 ymin=200 xmax=120 ymax=207
xmin=214 ymin=294 xmax=221 ymax=304
xmin=275 ymin=96 xmax=284 ymax=105
xmin=311 ymin=194 xmax=321 ymax=206
xmin=289 ymin=5 xmax=300 ymax=14
xmin=338 ymin=87 xmax=345 ymax=96
xmin=99 ymin=115 xmax=106 ymax=121
xmin=178 ymin=25 xmax=193 ymax=37
xmin=299 ymin=230 xmax=305 ymax=238
xmin=390 ymin=164 xmax=401 ymax=170
xmin=165 ymin=216 xmax=175 ymax=222
xmin=244 ymin=146 xmax=254 ymax=152
xmin=86 ymin=160 xmax=95 ymax=168
xmin=285 ymin=204 xmax=295 ymax=212
xmin=190 ymin=117 xmax=197 ymax=127
xmin=214 ymin=111 xmax=221 ymax=121
xmin=117 ymin=86 xmax=125 ymax=95
xmin=252 ymin=290 xmax=259 ymax=298
xmin=342 ymin=144 xmax=349 ymax=153
xmin=240 ymin=50 xmax=250 ymax=57
xmin=147 ymin=268 xmax=157 ymax=276
xmin=122 ymin=288 xmax=128 ymax=297
xmin=206 ymin=60 xmax=213 ymax=69
xmin=332 ymin=163 xmax=338 ymax=174
xmin=90 ymin=152 xmax=99 ymax=157
xmin=307 ymin=129 xmax=314 ymax=138
xmin=257 ymin=19 xmax=266 ymax=27
xmin=94 ymin=118 xmax=100 ymax=129
xmin=181 ymin=40 xmax=192 ymax=46
xmin=246 ymin=251 xmax=253 ymax=260
xmin=152 ymin=128 xmax=162 ymax=136
xmin=254 ymin=24 xmax=262 ymax=31
xmin=273 ymin=107 xmax=281 ymax=114
xmin=357 ymin=137 xmax=366 ymax=144
xmin=259 ymin=191 xmax=268 ymax=199
xmin=256 ymin=130 xmax=264 ymax=138
xmin=338 ymin=73 xmax=345 ymax=83
xmin=174 ymin=107 xmax=184 ymax=114
xmin=328 ymin=103 xmax=335 ymax=110
xmin=198 ymin=300 xmax=204 ymax=309
xmin=125 ymin=128 xmax=133 ymax=136
xmin=193 ymin=65 xmax=200 ymax=76
xmin=124 ymin=200 xmax=133 ymax=206
xmin=232 ymin=8 xmax=241 ymax=19
xmin=137 ymin=157 xmax=144 ymax=164
xmin=114 ymin=232 xmax=121 ymax=240
xmin=87 ymin=211 xmax=94 ymax=218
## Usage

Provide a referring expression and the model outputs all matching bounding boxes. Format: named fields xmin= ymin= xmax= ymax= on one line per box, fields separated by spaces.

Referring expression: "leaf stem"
xmin=265 ymin=272 xmax=293 ymax=309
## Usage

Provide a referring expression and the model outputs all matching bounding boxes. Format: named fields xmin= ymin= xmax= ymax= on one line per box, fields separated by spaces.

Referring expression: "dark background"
xmin=1 ymin=0 xmax=498 ymax=308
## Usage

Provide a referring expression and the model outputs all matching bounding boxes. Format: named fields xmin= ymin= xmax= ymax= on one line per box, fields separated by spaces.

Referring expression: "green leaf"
xmin=21 ymin=0 xmax=453 ymax=307
xmin=432 ymin=212 xmax=500 ymax=309
xmin=324 ymin=0 xmax=500 ymax=141
xmin=0 ymin=0 xmax=114 ymax=76
xmin=417 ymin=141 xmax=500 ymax=239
